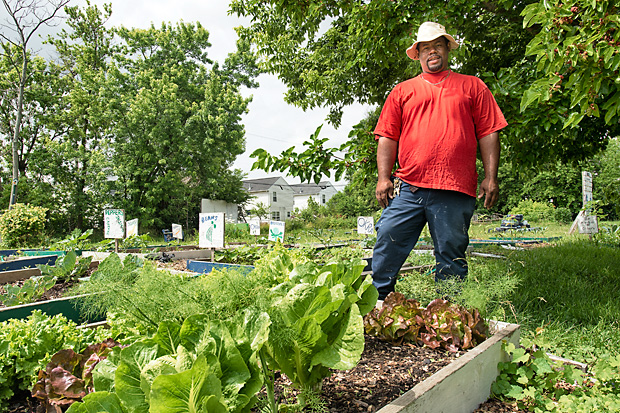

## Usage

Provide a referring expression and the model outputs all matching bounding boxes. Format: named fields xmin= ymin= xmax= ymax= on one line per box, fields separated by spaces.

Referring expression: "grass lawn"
xmin=398 ymin=236 xmax=620 ymax=366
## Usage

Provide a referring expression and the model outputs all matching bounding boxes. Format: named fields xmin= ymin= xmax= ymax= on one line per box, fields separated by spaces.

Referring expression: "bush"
xmin=508 ymin=199 xmax=555 ymax=223
xmin=0 ymin=203 xmax=48 ymax=248
xmin=553 ymin=207 xmax=573 ymax=224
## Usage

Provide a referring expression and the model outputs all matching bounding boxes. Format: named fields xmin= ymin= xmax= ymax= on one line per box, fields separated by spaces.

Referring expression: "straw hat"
xmin=406 ymin=22 xmax=459 ymax=60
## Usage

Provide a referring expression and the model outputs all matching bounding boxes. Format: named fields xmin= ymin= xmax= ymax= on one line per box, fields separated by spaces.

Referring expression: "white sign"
xmin=248 ymin=219 xmax=261 ymax=236
xmin=199 ymin=213 xmax=225 ymax=248
xmin=104 ymin=209 xmax=125 ymax=239
xmin=172 ymin=224 xmax=183 ymax=240
xmin=357 ymin=216 xmax=375 ymax=235
xmin=576 ymin=210 xmax=599 ymax=234
xmin=126 ymin=218 xmax=138 ymax=238
xmin=268 ymin=220 xmax=285 ymax=243
xmin=582 ymin=171 xmax=593 ymax=206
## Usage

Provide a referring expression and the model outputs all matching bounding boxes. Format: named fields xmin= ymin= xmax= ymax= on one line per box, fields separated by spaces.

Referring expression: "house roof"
xmin=289 ymin=181 xmax=333 ymax=195
xmin=243 ymin=177 xmax=291 ymax=192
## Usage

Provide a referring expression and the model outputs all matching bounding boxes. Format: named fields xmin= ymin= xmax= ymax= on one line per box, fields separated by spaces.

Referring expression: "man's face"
xmin=418 ymin=37 xmax=449 ymax=73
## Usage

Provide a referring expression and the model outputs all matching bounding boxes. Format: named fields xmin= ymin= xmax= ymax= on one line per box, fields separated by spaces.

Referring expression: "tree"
xmin=109 ymin=22 xmax=257 ymax=228
xmin=521 ymin=1 xmax=620 ymax=128
xmin=232 ymin=0 xmax=620 ymax=182
xmin=0 ymin=0 xmax=69 ymax=208
xmin=44 ymin=1 xmax=116 ymax=230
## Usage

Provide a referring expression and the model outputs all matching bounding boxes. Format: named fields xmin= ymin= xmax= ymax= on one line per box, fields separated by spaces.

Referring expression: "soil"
xmin=249 ymin=335 xmax=525 ymax=412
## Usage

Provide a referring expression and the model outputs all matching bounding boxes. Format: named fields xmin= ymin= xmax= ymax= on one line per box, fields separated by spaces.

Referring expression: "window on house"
xmin=322 ymin=194 xmax=326 ymax=204
xmin=287 ymin=211 xmax=291 ymax=219
xmin=272 ymin=191 xmax=277 ymax=202
xmin=271 ymin=211 xmax=280 ymax=220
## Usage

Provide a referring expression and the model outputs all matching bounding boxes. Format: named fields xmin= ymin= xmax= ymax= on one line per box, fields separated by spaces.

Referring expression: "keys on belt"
xmin=393 ymin=177 xmax=401 ymax=196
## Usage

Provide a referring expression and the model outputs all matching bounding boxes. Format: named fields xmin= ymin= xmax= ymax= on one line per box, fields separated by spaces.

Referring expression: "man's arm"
xmin=478 ymin=132 xmax=501 ymax=209
xmin=376 ymin=136 xmax=398 ymax=208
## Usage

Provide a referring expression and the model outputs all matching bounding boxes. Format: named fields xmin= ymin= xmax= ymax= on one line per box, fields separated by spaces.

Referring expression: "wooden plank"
xmin=0 ymin=268 xmax=41 ymax=284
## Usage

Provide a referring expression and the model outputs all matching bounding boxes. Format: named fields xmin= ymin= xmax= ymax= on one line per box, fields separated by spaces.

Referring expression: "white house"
xmin=243 ymin=177 xmax=295 ymax=221
xmin=290 ymin=181 xmax=338 ymax=210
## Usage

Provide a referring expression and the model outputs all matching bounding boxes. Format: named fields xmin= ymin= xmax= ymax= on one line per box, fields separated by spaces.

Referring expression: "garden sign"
xmin=126 ymin=218 xmax=138 ymax=238
xmin=249 ymin=219 xmax=261 ymax=236
xmin=199 ymin=213 xmax=225 ymax=249
xmin=357 ymin=216 xmax=375 ymax=235
xmin=172 ymin=224 xmax=183 ymax=240
xmin=268 ymin=220 xmax=285 ymax=242
xmin=104 ymin=209 xmax=125 ymax=239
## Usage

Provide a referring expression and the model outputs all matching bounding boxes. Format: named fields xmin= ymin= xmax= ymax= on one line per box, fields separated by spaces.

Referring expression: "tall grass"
xmin=397 ymin=239 xmax=620 ymax=364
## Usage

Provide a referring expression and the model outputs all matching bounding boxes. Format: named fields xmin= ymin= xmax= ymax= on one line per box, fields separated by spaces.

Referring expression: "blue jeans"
xmin=372 ymin=181 xmax=476 ymax=299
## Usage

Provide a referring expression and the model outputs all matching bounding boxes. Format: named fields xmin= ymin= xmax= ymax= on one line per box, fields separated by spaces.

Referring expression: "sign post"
xmin=199 ymin=213 xmax=225 ymax=262
xmin=104 ymin=209 xmax=125 ymax=253
xmin=569 ymin=172 xmax=598 ymax=236
xmin=172 ymin=224 xmax=183 ymax=240
xmin=249 ymin=218 xmax=261 ymax=243
xmin=126 ymin=218 xmax=138 ymax=238
xmin=268 ymin=220 xmax=285 ymax=243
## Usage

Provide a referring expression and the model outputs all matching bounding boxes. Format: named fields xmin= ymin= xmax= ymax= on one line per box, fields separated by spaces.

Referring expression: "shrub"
xmin=0 ymin=203 xmax=48 ymax=248
xmin=508 ymin=199 xmax=555 ymax=223
xmin=553 ymin=207 xmax=573 ymax=224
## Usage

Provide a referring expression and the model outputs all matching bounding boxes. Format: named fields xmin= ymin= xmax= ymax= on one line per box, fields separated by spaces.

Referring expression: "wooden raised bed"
xmin=378 ymin=320 xmax=520 ymax=413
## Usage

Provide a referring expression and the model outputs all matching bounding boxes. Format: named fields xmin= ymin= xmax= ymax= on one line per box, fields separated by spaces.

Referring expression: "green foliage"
xmin=364 ymin=292 xmax=488 ymax=351
xmin=0 ymin=275 xmax=56 ymax=307
xmin=493 ymin=342 xmax=620 ymax=412
xmin=215 ymin=244 xmax=265 ymax=264
xmin=509 ymin=199 xmax=556 ymax=223
xmin=68 ymin=313 xmax=268 ymax=413
xmin=521 ymin=1 xmax=620 ymax=128
xmin=37 ymin=251 xmax=93 ymax=283
xmin=49 ymin=229 xmax=94 ymax=251
xmin=261 ymin=258 xmax=377 ymax=409
xmin=0 ymin=203 xmax=47 ymax=248
xmin=73 ymin=254 xmax=206 ymax=330
xmin=0 ymin=311 xmax=108 ymax=410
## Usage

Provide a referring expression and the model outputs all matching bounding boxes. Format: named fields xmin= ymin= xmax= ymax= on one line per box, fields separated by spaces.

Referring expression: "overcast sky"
xmin=11 ymin=0 xmax=372 ymax=188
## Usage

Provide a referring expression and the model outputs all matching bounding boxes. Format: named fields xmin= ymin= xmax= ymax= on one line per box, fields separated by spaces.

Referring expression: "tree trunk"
xmin=8 ymin=46 xmax=28 ymax=209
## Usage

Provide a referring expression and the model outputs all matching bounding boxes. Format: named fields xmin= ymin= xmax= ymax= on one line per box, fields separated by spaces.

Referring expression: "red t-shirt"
xmin=374 ymin=70 xmax=508 ymax=197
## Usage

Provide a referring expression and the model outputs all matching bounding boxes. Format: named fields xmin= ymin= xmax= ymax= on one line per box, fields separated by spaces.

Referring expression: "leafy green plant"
xmin=492 ymin=342 xmax=620 ymax=412
xmin=509 ymin=199 xmax=556 ymax=223
xmin=37 ymin=251 xmax=93 ymax=283
xmin=0 ymin=203 xmax=48 ymax=248
xmin=73 ymin=254 xmax=209 ymax=330
xmin=261 ymin=258 xmax=377 ymax=409
xmin=32 ymin=339 xmax=120 ymax=411
xmin=0 ymin=311 xmax=108 ymax=410
xmin=364 ymin=292 xmax=489 ymax=352
xmin=215 ymin=244 xmax=265 ymax=264
xmin=49 ymin=229 xmax=94 ymax=251
xmin=0 ymin=275 xmax=56 ymax=307
xmin=67 ymin=312 xmax=268 ymax=413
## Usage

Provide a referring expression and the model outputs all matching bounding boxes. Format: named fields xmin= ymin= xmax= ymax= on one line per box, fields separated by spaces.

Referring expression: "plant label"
xmin=357 ymin=216 xmax=375 ymax=235
xmin=172 ymin=224 xmax=183 ymax=239
xmin=104 ymin=209 xmax=125 ymax=239
xmin=126 ymin=218 xmax=138 ymax=238
xmin=249 ymin=219 xmax=261 ymax=236
xmin=268 ymin=220 xmax=285 ymax=242
xmin=199 ymin=213 xmax=225 ymax=248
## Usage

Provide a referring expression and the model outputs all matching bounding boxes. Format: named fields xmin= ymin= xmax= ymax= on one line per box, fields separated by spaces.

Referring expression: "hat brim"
xmin=406 ymin=35 xmax=459 ymax=60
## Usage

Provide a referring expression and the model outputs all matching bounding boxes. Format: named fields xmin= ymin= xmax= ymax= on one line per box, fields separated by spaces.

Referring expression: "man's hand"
xmin=376 ymin=179 xmax=394 ymax=209
xmin=478 ymin=177 xmax=499 ymax=209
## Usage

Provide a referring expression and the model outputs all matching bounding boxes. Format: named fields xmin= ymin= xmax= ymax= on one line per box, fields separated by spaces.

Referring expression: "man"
xmin=372 ymin=22 xmax=508 ymax=300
